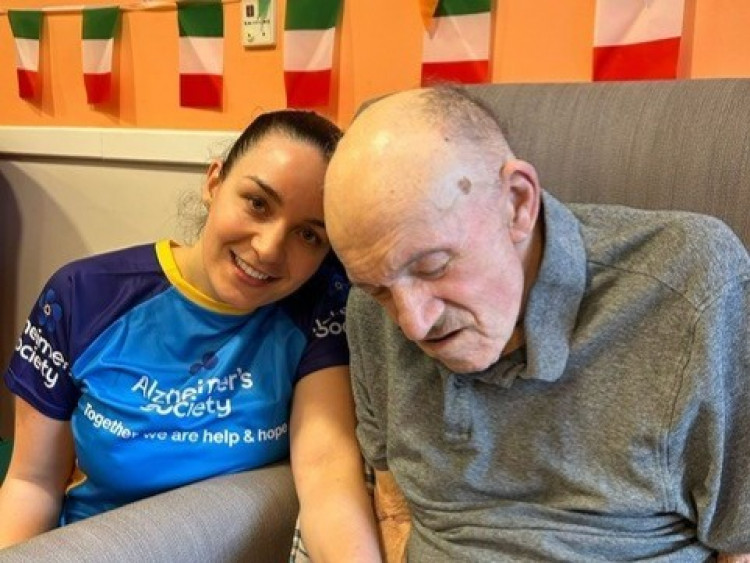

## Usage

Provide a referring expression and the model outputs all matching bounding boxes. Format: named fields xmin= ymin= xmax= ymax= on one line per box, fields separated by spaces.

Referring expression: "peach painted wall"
xmin=1 ymin=0 xmax=749 ymax=130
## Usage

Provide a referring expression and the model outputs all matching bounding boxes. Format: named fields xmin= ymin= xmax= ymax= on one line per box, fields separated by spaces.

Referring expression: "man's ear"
xmin=500 ymin=159 xmax=541 ymax=244
xmin=202 ymin=160 xmax=223 ymax=208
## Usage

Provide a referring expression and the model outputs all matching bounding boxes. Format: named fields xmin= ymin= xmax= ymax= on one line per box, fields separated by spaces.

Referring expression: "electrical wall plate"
xmin=241 ymin=0 xmax=276 ymax=48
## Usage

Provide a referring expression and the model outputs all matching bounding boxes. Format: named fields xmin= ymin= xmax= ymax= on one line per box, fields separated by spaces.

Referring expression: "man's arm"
xmin=373 ymin=470 xmax=411 ymax=563
xmin=682 ymin=274 xmax=750 ymax=553
xmin=718 ymin=555 xmax=750 ymax=562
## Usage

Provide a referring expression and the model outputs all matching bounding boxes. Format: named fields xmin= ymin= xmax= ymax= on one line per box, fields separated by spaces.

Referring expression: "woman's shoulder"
xmin=52 ymin=242 xmax=161 ymax=282
xmin=289 ymin=252 xmax=350 ymax=307
xmin=41 ymin=242 xmax=169 ymax=325
xmin=276 ymin=252 xmax=350 ymax=337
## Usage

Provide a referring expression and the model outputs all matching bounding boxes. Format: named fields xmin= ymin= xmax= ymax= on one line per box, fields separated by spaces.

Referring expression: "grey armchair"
xmin=0 ymin=463 xmax=298 ymax=562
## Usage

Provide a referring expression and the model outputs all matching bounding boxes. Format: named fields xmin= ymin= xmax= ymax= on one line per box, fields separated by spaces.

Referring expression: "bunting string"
xmin=0 ymin=0 xmax=239 ymax=16
xmin=0 ymin=0 xmax=688 ymax=111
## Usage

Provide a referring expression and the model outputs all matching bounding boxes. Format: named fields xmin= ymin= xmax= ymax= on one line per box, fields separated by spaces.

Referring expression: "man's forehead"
xmin=336 ymin=129 xmax=436 ymax=177
xmin=343 ymin=218 xmax=456 ymax=283
xmin=330 ymin=160 xmax=478 ymax=253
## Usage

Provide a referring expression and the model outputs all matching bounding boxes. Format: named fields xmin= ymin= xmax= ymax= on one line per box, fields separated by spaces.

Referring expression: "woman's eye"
xmin=299 ymin=228 xmax=322 ymax=246
xmin=246 ymin=195 xmax=268 ymax=215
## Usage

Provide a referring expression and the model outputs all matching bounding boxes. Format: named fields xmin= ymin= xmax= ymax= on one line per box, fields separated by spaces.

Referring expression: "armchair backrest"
xmin=464 ymin=79 xmax=750 ymax=248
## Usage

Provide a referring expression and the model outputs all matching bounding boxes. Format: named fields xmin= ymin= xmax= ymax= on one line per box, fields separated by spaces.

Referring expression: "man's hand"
xmin=374 ymin=470 xmax=411 ymax=563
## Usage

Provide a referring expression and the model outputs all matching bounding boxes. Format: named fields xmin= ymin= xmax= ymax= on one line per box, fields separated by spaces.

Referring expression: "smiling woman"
xmin=174 ymin=132 xmax=332 ymax=312
xmin=0 ymin=110 xmax=381 ymax=560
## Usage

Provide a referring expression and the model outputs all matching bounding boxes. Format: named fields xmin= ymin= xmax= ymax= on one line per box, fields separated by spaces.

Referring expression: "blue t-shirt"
xmin=4 ymin=240 xmax=350 ymax=524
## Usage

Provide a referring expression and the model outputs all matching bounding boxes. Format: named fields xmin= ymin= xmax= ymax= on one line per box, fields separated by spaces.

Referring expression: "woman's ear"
xmin=202 ymin=160 xmax=223 ymax=208
xmin=500 ymin=159 xmax=541 ymax=244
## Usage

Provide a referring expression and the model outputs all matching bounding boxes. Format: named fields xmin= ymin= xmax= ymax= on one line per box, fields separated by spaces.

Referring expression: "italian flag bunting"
xmin=420 ymin=0 xmax=439 ymax=29
xmin=593 ymin=0 xmax=685 ymax=81
xmin=421 ymin=0 xmax=492 ymax=87
xmin=8 ymin=10 xmax=43 ymax=99
xmin=82 ymin=6 xmax=120 ymax=104
xmin=283 ymin=0 xmax=342 ymax=108
xmin=258 ymin=0 xmax=272 ymax=19
xmin=178 ymin=1 xmax=224 ymax=108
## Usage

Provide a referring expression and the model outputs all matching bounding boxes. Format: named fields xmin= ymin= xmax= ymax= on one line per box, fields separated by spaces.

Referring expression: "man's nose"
xmin=390 ymin=284 xmax=439 ymax=342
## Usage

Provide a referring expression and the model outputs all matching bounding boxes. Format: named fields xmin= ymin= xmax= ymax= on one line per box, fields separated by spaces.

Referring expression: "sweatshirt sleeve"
xmin=669 ymin=275 xmax=750 ymax=553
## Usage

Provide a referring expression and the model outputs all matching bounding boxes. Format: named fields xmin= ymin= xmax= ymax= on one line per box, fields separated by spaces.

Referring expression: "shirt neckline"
xmin=155 ymin=240 xmax=252 ymax=316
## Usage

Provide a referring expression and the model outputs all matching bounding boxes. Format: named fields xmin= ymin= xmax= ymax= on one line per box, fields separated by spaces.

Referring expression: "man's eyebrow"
xmin=349 ymin=249 xmax=450 ymax=289
xmin=249 ymin=175 xmax=325 ymax=228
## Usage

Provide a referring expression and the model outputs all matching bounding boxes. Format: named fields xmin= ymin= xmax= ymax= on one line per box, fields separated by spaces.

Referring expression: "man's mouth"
xmin=424 ymin=328 xmax=462 ymax=344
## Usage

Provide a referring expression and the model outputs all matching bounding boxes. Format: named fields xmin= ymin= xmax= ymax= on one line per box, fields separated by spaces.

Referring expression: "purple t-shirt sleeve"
xmin=292 ymin=254 xmax=351 ymax=380
xmin=4 ymin=269 xmax=80 ymax=420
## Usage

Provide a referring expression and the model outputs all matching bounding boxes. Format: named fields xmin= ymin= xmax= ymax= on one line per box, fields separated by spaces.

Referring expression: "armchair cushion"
xmin=1 ymin=462 xmax=298 ymax=562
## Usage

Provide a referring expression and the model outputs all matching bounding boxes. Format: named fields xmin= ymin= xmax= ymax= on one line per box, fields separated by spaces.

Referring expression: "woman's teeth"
xmin=234 ymin=254 xmax=271 ymax=280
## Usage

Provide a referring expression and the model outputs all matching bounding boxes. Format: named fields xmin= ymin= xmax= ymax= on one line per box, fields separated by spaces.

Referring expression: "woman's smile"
xmin=232 ymin=251 xmax=277 ymax=285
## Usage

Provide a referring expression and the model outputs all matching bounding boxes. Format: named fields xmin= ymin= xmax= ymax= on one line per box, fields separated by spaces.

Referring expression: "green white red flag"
xmin=593 ymin=0 xmax=685 ymax=81
xmin=82 ymin=6 xmax=120 ymax=104
xmin=8 ymin=10 xmax=43 ymax=99
xmin=178 ymin=1 xmax=224 ymax=108
xmin=420 ymin=0 xmax=439 ymax=29
xmin=283 ymin=0 xmax=342 ymax=108
xmin=421 ymin=0 xmax=491 ymax=87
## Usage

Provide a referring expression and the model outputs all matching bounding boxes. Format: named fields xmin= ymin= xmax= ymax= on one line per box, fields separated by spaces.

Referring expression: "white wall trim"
xmin=0 ymin=126 xmax=241 ymax=165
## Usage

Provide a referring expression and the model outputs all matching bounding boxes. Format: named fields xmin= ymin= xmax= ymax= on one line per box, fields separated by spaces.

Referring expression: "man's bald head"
xmin=324 ymin=87 xmax=515 ymax=257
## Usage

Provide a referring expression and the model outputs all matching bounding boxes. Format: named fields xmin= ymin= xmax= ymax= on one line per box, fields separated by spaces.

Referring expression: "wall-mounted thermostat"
xmin=241 ymin=0 xmax=276 ymax=48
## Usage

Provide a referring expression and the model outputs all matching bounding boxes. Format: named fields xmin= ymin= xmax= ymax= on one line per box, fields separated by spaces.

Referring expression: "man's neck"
xmin=503 ymin=206 xmax=545 ymax=358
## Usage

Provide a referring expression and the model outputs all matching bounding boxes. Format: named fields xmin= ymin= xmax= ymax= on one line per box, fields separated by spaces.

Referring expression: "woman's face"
xmin=193 ymin=132 xmax=331 ymax=312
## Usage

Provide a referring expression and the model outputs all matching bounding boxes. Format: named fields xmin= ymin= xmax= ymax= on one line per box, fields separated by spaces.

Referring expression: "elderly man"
xmin=324 ymin=86 xmax=750 ymax=561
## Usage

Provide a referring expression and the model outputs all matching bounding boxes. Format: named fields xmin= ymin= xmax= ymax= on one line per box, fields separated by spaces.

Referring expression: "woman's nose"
xmin=252 ymin=223 xmax=286 ymax=265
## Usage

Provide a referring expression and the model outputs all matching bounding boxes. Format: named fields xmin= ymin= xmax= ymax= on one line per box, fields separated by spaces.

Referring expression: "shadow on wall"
xmin=0 ymin=155 xmax=203 ymax=440
xmin=0 ymin=171 xmax=20 ymax=440
xmin=0 ymin=162 xmax=92 ymax=440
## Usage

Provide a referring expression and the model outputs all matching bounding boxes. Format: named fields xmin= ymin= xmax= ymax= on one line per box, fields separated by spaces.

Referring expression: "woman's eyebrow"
xmin=306 ymin=218 xmax=326 ymax=229
xmin=249 ymin=175 xmax=326 ymax=229
xmin=249 ymin=175 xmax=283 ymax=205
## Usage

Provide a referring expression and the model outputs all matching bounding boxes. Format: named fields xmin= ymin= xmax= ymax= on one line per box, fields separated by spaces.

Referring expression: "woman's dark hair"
xmin=176 ymin=110 xmax=342 ymax=243
xmin=220 ymin=110 xmax=343 ymax=180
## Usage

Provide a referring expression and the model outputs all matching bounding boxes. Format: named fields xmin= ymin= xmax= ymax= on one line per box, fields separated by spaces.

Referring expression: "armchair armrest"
xmin=0 ymin=461 xmax=298 ymax=562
